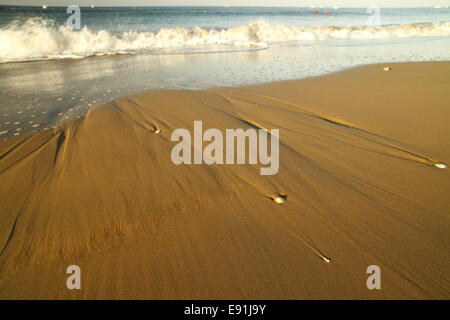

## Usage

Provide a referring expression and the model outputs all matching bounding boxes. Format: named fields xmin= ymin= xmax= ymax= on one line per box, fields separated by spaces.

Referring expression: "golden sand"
xmin=0 ymin=62 xmax=449 ymax=299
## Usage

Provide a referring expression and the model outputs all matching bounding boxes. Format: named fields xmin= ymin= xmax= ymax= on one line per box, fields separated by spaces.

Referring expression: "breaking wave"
xmin=1 ymin=18 xmax=450 ymax=63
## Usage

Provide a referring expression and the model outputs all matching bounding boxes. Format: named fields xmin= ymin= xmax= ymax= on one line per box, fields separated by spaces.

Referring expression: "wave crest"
xmin=1 ymin=18 xmax=450 ymax=63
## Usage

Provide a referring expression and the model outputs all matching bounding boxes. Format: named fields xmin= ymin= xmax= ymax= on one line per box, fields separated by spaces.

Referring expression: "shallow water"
xmin=0 ymin=6 xmax=449 ymax=139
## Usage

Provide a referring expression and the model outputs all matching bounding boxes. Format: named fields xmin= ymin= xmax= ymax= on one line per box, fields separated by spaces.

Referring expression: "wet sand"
xmin=0 ymin=61 xmax=449 ymax=299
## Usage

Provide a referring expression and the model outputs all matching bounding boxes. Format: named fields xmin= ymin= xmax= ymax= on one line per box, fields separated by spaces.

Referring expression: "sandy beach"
xmin=0 ymin=61 xmax=449 ymax=299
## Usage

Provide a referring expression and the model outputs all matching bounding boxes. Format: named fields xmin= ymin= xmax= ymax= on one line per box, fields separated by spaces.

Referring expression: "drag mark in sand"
xmin=0 ymin=134 xmax=56 ymax=176
xmin=234 ymin=112 xmax=268 ymax=130
xmin=113 ymin=99 xmax=161 ymax=135
xmin=241 ymin=91 xmax=446 ymax=169
xmin=52 ymin=130 xmax=67 ymax=166
xmin=295 ymin=232 xmax=332 ymax=264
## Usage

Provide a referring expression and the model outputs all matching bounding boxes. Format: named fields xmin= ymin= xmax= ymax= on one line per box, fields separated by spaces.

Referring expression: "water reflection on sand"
xmin=0 ymin=36 xmax=449 ymax=139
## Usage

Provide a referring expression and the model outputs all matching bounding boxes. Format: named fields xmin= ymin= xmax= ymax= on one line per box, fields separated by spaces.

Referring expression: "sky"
xmin=2 ymin=0 xmax=450 ymax=7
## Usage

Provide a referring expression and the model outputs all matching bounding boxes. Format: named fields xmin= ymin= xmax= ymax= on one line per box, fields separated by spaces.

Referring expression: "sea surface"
xmin=1 ymin=6 xmax=450 ymax=138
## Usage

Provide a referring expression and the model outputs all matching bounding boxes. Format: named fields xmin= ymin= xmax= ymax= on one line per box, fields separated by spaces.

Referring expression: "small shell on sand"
xmin=152 ymin=128 xmax=161 ymax=134
xmin=272 ymin=194 xmax=288 ymax=204
xmin=382 ymin=67 xmax=392 ymax=72
xmin=0 ymin=130 xmax=8 ymax=135
xmin=434 ymin=162 xmax=447 ymax=169
xmin=322 ymin=256 xmax=331 ymax=263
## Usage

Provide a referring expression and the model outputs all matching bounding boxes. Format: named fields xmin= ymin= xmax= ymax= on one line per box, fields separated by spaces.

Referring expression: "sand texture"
xmin=0 ymin=62 xmax=449 ymax=299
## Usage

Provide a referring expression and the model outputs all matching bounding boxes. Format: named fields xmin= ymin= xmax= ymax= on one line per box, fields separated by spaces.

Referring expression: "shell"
xmin=273 ymin=194 xmax=288 ymax=204
xmin=322 ymin=257 xmax=331 ymax=263
xmin=382 ymin=67 xmax=392 ymax=72
xmin=434 ymin=162 xmax=447 ymax=169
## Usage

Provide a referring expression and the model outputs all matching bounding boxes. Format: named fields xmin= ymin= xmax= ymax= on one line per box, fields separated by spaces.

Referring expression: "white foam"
xmin=1 ymin=18 xmax=450 ymax=63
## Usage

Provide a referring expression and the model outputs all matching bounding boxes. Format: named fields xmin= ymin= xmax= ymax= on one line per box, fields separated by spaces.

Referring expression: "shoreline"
xmin=2 ymin=59 xmax=450 ymax=142
xmin=0 ymin=61 xmax=449 ymax=299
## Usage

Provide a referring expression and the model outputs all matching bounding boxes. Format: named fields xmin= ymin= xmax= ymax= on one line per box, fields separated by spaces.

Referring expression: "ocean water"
xmin=0 ymin=6 xmax=450 ymax=138
xmin=1 ymin=6 xmax=450 ymax=62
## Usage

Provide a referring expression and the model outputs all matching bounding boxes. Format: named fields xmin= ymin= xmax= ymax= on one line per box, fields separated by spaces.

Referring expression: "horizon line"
xmin=0 ymin=4 xmax=441 ymax=8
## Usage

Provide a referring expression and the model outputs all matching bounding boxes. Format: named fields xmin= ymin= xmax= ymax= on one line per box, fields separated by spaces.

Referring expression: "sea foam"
xmin=1 ymin=18 xmax=450 ymax=63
